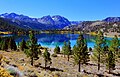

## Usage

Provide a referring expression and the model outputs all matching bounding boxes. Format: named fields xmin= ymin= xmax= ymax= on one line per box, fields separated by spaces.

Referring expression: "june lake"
xmin=13 ymin=33 xmax=115 ymax=48
xmin=0 ymin=33 xmax=115 ymax=49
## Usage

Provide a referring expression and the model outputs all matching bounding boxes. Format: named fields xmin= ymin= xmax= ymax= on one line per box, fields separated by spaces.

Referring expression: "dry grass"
xmin=0 ymin=50 xmax=120 ymax=77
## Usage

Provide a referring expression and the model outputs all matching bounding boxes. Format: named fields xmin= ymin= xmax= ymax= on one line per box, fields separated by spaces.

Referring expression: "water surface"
xmin=15 ymin=33 xmax=96 ymax=48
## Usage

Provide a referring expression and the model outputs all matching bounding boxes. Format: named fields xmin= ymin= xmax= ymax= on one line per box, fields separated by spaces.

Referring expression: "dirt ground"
xmin=0 ymin=50 xmax=120 ymax=77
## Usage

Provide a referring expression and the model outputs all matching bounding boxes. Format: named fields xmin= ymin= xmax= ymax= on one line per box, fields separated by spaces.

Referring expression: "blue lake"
xmin=14 ymin=33 xmax=97 ymax=48
xmin=3 ymin=33 xmax=117 ymax=49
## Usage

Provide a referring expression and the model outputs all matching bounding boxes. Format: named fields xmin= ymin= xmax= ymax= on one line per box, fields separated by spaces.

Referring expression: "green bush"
xmin=52 ymin=54 xmax=57 ymax=57
xmin=54 ymin=46 xmax=60 ymax=54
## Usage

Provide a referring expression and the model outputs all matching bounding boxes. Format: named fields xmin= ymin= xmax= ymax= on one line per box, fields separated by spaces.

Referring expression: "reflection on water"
xmin=0 ymin=34 xmax=13 ymax=37
xmin=15 ymin=33 xmax=96 ymax=48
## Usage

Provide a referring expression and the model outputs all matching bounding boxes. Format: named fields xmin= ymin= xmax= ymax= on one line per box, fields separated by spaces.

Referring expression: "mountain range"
xmin=0 ymin=13 xmax=120 ymax=31
xmin=0 ymin=13 xmax=76 ymax=30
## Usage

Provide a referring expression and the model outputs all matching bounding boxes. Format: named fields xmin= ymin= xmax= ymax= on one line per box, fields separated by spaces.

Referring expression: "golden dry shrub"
xmin=0 ymin=66 xmax=13 ymax=77
xmin=0 ymin=54 xmax=10 ymax=64
xmin=54 ymin=74 xmax=59 ymax=77
xmin=0 ymin=54 xmax=3 ymax=65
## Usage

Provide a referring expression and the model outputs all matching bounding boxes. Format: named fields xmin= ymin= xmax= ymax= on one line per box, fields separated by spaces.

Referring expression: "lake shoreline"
xmin=87 ymin=32 xmax=120 ymax=38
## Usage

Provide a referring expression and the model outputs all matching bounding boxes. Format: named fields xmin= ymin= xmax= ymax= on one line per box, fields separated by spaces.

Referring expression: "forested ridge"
xmin=0 ymin=18 xmax=29 ymax=34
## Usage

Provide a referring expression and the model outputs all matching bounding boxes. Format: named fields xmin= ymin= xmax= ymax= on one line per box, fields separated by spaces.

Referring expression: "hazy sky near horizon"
xmin=0 ymin=0 xmax=120 ymax=21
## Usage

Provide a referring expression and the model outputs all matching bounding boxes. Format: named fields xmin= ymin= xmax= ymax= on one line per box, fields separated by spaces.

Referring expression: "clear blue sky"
xmin=0 ymin=0 xmax=120 ymax=21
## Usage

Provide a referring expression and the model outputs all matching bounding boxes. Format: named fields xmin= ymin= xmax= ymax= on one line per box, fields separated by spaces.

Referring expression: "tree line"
xmin=0 ymin=37 xmax=17 ymax=51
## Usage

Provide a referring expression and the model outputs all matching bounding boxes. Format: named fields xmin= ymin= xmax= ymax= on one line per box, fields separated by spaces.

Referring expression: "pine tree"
xmin=24 ymin=31 xmax=41 ymax=66
xmin=43 ymin=48 xmax=51 ymax=70
xmin=8 ymin=38 xmax=17 ymax=51
xmin=54 ymin=45 xmax=60 ymax=54
xmin=73 ymin=34 xmax=89 ymax=72
xmin=0 ymin=37 xmax=2 ymax=49
xmin=12 ymin=39 xmax=17 ymax=51
xmin=20 ymin=39 xmax=27 ymax=51
xmin=0 ymin=40 xmax=4 ymax=50
xmin=1 ymin=39 xmax=8 ymax=51
xmin=8 ymin=38 xmax=12 ymax=50
xmin=93 ymin=31 xmax=106 ymax=71
xmin=66 ymin=40 xmax=71 ymax=61
xmin=106 ymin=50 xmax=115 ymax=73
xmin=109 ymin=35 xmax=119 ymax=58
xmin=62 ymin=42 xmax=67 ymax=57
xmin=106 ymin=35 xmax=119 ymax=72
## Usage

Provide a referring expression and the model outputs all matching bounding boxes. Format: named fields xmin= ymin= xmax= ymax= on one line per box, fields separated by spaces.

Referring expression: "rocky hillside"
xmin=103 ymin=17 xmax=120 ymax=22
xmin=65 ymin=20 xmax=120 ymax=33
